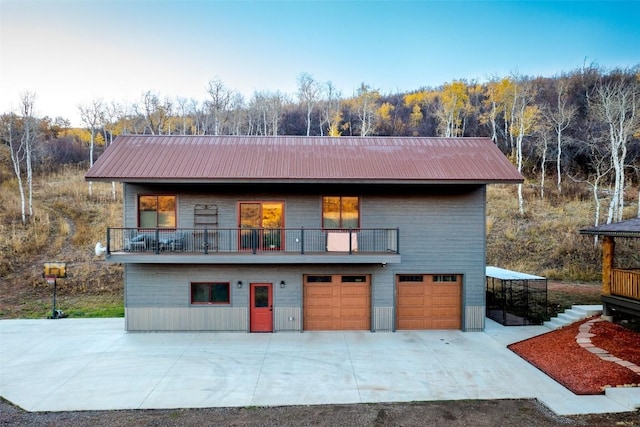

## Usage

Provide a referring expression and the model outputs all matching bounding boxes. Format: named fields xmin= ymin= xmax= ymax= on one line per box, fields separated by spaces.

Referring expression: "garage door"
xmin=396 ymin=274 xmax=461 ymax=330
xmin=304 ymin=274 xmax=370 ymax=330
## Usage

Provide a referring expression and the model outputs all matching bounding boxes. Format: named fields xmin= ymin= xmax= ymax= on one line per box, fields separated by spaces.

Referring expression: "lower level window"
xmin=191 ymin=282 xmax=230 ymax=304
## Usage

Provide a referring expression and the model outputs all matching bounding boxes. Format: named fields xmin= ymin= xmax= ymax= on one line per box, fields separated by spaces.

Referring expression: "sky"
xmin=1 ymin=0 xmax=639 ymax=126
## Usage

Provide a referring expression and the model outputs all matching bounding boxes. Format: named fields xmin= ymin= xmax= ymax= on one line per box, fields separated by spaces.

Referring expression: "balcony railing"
xmin=105 ymin=227 xmax=399 ymax=256
xmin=611 ymin=268 xmax=640 ymax=301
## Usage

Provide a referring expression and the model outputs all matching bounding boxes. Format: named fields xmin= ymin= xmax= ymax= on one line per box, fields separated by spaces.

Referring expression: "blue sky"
xmin=1 ymin=0 xmax=639 ymax=126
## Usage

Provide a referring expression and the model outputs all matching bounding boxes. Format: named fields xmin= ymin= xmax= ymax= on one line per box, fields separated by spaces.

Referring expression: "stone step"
xmin=544 ymin=305 xmax=603 ymax=330
xmin=543 ymin=318 xmax=569 ymax=330
xmin=558 ymin=311 xmax=582 ymax=322
xmin=571 ymin=304 xmax=604 ymax=317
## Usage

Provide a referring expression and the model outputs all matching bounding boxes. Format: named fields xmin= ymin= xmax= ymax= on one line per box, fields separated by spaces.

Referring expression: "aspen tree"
xmin=297 ymin=72 xmax=321 ymax=136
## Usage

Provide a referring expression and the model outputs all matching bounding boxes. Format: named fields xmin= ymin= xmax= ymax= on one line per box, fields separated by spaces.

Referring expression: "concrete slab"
xmin=0 ymin=318 xmax=637 ymax=416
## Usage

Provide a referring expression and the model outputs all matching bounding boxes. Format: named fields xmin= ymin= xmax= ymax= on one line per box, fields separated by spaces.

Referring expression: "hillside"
xmin=1 ymin=156 xmax=638 ymax=319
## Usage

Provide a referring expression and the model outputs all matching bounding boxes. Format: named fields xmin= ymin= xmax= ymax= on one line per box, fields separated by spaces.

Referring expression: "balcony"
xmin=103 ymin=227 xmax=401 ymax=265
xmin=611 ymin=269 xmax=640 ymax=301
xmin=604 ymin=268 xmax=640 ymax=317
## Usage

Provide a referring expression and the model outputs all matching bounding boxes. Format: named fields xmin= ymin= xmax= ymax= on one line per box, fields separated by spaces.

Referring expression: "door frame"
xmin=250 ymin=282 xmax=273 ymax=332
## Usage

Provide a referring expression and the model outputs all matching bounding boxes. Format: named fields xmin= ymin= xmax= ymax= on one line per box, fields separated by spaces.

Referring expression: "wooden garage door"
xmin=396 ymin=274 xmax=461 ymax=330
xmin=304 ymin=274 xmax=370 ymax=330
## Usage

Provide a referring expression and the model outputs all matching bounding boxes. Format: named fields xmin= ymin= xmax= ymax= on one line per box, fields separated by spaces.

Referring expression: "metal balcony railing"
xmin=105 ymin=227 xmax=400 ymax=255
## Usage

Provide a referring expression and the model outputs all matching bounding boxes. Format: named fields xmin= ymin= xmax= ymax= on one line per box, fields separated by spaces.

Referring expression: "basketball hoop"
xmin=45 ymin=275 xmax=57 ymax=286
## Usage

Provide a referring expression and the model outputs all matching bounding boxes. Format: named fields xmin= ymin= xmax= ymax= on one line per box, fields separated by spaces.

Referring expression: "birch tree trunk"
xmin=593 ymin=79 xmax=639 ymax=224
xmin=21 ymin=92 xmax=36 ymax=218
xmin=79 ymin=99 xmax=105 ymax=198
xmin=6 ymin=118 xmax=27 ymax=225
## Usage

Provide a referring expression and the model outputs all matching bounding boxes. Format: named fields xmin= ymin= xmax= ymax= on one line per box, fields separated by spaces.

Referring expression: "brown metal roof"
xmin=580 ymin=217 xmax=640 ymax=238
xmin=85 ymin=135 xmax=524 ymax=184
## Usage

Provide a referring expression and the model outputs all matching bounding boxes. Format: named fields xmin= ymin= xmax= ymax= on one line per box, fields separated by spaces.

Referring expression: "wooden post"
xmin=602 ymin=236 xmax=614 ymax=296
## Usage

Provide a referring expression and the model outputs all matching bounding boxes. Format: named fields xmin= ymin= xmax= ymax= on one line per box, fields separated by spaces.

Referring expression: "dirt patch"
xmin=2 ymin=397 xmax=639 ymax=427
xmin=509 ymin=317 xmax=640 ymax=394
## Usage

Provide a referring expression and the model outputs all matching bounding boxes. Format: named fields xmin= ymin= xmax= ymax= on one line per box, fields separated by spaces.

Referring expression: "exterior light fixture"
xmin=280 ymin=280 xmax=286 ymax=288
xmin=237 ymin=281 xmax=243 ymax=289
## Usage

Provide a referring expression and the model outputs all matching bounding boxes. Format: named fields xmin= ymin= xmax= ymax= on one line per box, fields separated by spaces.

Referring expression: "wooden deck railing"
xmin=611 ymin=269 xmax=640 ymax=301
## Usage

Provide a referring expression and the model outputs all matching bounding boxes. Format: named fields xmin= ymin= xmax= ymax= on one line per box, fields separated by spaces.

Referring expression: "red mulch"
xmin=508 ymin=318 xmax=640 ymax=395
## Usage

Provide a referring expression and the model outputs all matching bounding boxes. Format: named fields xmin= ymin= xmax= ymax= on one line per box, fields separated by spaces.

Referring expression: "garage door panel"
xmin=304 ymin=275 xmax=370 ymax=331
xmin=396 ymin=275 xmax=461 ymax=330
xmin=433 ymin=286 xmax=459 ymax=296
xmin=432 ymin=307 xmax=459 ymax=317
xmin=432 ymin=319 xmax=460 ymax=329
xmin=339 ymin=308 xmax=369 ymax=319
xmin=306 ymin=320 xmax=334 ymax=330
xmin=398 ymin=287 xmax=430 ymax=297
xmin=400 ymin=307 xmax=429 ymax=317
xmin=433 ymin=295 xmax=459 ymax=305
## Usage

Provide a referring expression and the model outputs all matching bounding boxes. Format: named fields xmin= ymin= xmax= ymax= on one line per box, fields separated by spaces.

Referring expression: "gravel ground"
xmin=2 ymin=398 xmax=638 ymax=426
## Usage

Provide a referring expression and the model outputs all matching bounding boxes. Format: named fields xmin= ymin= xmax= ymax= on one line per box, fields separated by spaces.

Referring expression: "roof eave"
xmin=85 ymin=177 xmax=524 ymax=185
xmin=580 ymin=229 xmax=640 ymax=238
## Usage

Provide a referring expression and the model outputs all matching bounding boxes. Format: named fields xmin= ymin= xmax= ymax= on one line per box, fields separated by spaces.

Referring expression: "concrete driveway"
xmin=0 ymin=318 xmax=638 ymax=415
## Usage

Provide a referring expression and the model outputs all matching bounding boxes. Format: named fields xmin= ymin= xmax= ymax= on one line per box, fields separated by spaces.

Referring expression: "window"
xmin=239 ymin=201 xmax=284 ymax=250
xmin=139 ymin=195 xmax=176 ymax=228
xmin=398 ymin=275 xmax=424 ymax=282
xmin=306 ymin=275 xmax=332 ymax=283
xmin=433 ymin=275 xmax=459 ymax=282
xmin=341 ymin=275 xmax=366 ymax=283
xmin=322 ymin=196 xmax=359 ymax=229
xmin=191 ymin=282 xmax=230 ymax=304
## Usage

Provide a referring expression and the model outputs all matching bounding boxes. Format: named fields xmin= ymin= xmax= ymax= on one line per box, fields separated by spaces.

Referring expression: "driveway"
xmin=0 ymin=318 xmax=637 ymax=415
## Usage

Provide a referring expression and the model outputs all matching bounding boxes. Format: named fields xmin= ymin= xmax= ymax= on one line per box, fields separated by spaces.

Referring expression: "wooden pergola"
xmin=580 ymin=218 xmax=640 ymax=317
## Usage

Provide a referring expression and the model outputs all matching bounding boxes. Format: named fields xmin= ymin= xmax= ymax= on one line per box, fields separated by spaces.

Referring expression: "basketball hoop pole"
xmin=46 ymin=276 xmax=58 ymax=319
xmin=43 ymin=262 xmax=67 ymax=319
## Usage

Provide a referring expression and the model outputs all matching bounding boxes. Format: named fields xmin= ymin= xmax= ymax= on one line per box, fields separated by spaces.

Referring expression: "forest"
xmin=2 ymin=64 xmax=639 ymax=228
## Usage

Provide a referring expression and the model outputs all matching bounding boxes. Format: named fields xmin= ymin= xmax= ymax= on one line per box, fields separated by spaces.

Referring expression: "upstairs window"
xmin=139 ymin=195 xmax=176 ymax=228
xmin=322 ymin=196 xmax=359 ymax=229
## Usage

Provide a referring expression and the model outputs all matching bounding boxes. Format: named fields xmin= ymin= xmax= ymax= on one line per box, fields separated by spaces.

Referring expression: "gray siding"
xmin=122 ymin=184 xmax=486 ymax=332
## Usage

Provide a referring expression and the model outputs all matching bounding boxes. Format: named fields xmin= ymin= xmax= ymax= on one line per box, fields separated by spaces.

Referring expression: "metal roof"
xmin=85 ymin=135 xmax=524 ymax=184
xmin=580 ymin=217 xmax=640 ymax=238
xmin=486 ymin=266 xmax=546 ymax=281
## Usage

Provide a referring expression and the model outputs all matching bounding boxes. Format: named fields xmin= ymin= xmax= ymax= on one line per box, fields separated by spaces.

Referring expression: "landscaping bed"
xmin=509 ymin=317 xmax=640 ymax=394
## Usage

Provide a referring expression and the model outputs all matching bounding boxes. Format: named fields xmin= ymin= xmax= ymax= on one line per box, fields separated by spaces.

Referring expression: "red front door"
xmin=250 ymin=283 xmax=273 ymax=332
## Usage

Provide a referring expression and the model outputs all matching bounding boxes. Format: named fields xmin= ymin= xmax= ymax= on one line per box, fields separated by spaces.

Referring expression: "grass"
xmin=1 ymin=149 xmax=124 ymax=319
xmin=486 ymin=182 xmax=640 ymax=281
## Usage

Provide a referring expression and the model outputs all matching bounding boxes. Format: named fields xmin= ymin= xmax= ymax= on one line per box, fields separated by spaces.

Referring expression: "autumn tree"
xmin=591 ymin=74 xmax=640 ymax=223
xmin=404 ymin=90 xmax=437 ymax=136
xmin=78 ymin=99 xmax=105 ymax=197
xmin=508 ymin=78 xmax=539 ymax=215
xmin=541 ymin=78 xmax=576 ymax=194
xmin=20 ymin=92 xmax=37 ymax=219
xmin=138 ymin=91 xmax=172 ymax=135
xmin=297 ymin=72 xmax=322 ymax=136
xmin=206 ymin=78 xmax=233 ymax=135
xmin=435 ymin=80 xmax=469 ymax=137
xmin=319 ymin=81 xmax=342 ymax=136
xmin=481 ymin=77 xmax=518 ymax=153
xmin=249 ymin=91 xmax=287 ymax=136
xmin=350 ymin=83 xmax=380 ymax=136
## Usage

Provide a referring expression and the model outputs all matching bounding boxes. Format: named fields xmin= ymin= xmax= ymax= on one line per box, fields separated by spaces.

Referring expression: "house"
xmin=86 ymin=135 xmax=523 ymax=332
xmin=580 ymin=218 xmax=640 ymax=319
